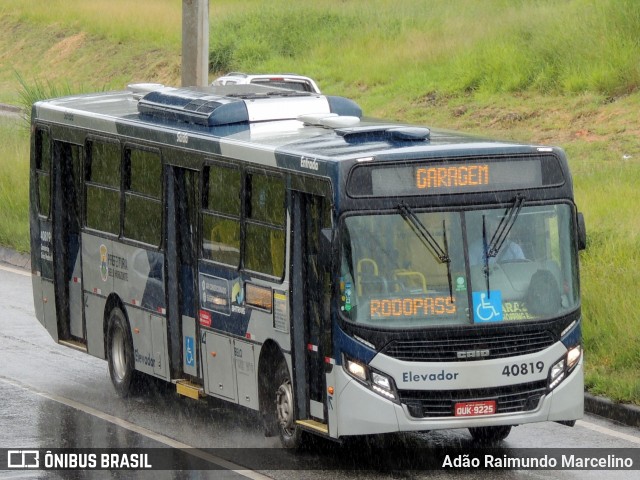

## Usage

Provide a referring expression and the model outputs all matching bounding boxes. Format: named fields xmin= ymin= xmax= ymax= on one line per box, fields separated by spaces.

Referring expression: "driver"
xmin=469 ymin=215 xmax=525 ymax=266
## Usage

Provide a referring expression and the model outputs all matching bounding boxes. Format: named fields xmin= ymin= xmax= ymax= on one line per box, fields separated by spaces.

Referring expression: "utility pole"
xmin=182 ymin=0 xmax=209 ymax=87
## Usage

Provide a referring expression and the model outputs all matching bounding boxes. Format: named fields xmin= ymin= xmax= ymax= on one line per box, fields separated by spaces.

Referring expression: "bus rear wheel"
xmin=274 ymin=361 xmax=304 ymax=448
xmin=468 ymin=425 xmax=512 ymax=443
xmin=107 ymin=306 xmax=138 ymax=397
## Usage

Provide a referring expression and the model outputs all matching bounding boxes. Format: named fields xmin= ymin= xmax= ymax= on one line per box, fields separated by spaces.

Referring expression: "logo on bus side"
xmin=98 ymin=245 xmax=129 ymax=282
xmin=100 ymin=244 xmax=108 ymax=282
xmin=300 ymin=156 xmax=319 ymax=171
xmin=231 ymin=279 xmax=246 ymax=314
xmin=134 ymin=348 xmax=156 ymax=368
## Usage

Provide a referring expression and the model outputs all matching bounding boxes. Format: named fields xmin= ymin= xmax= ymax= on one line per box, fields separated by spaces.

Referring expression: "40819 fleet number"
xmin=501 ymin=361 xmax=544 ymax=377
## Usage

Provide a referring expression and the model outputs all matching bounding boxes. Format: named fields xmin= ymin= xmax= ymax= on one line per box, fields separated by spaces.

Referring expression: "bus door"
xmin=166 ymin=166 xmax=200 ymax=381
xmin=32 ymin=128 xmax=56 ymax=340
xmin=51 ymin=141 xmax=85 ymax=344
xmin=291 ymin=191 xmax=332 ymax=425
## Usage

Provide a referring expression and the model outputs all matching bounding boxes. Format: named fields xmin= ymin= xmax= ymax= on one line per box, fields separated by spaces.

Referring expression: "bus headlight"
xmin=371 ymin=371 xmax=396 ymax=401
xmin=372 ymin=371 xmax=391 ymax=390
xmin=548 ymin=345 xmax=581 ymax=391
xmin=343 ymin=355 xmax=399 ymax=402
xmin=567 ymin=345 xmax=581 ymax=369
xmin=549 ymin=358 xmax=566 ymax=390
xmin=345 ymin=358 xmax=367 ymax=382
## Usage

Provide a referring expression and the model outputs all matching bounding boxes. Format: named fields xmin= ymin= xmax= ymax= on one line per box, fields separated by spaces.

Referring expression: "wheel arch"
xmin=103 ymin=293 xmax=128 ymax=356
xmin=257 ymin=339 xmax=288 ymax=435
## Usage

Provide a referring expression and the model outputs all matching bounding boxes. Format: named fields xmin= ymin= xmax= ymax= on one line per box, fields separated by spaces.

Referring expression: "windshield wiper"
xmin=486 ymin=194 xmax=526 ymax=260
xmin=482 ymin=194 xmax=526 ymax=296
xmin=398 ymin=202 xmax=453 ymax=299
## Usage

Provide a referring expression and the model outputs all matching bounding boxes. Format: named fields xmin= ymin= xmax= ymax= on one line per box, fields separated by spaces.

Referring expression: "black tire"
xmin=274 ymin=360 xmax=305 ymax=448
xmin=106 ymin=306 xmax=138 ymax=397
xmin=468 ymin=425 xmax=512 ymax=443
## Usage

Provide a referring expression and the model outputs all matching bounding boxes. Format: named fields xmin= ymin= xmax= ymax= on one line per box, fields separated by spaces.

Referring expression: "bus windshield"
xmin=339 ymin=204 xmax=579 ymax=328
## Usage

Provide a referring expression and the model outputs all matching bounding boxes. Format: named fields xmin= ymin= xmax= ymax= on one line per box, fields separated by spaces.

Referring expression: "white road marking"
xmin=0 ymin=376 xmax=273 ymax=479
xmin=577 ymin=419 xmax=640 ymax=445
xmin=0 ymin=264 xmax=31 ymax=277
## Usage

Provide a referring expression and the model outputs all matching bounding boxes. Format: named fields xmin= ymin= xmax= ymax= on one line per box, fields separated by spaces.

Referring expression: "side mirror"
xmin=577 ymin=212 xmax=587 ymax=250
xmin=319 ymin=228 xmax=333 ymax=268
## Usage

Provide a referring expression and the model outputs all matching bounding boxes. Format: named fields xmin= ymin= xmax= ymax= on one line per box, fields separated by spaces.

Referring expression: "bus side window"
xmin=35 ymin=128 xmax=51 ymax=218
xmin=123 ymin=147 xmax=162 ymax=246
xmin=245 ymin=172 xmax=285 ymax=278
xmin=201 ymin=163 xmax=241 ymax=267
xmin=85 ymin=140 xmax=121 ymax=234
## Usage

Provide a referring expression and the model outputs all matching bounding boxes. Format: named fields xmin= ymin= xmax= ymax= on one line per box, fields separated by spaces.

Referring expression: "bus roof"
xmin=32 ymin=84 xmax=560 ymax=169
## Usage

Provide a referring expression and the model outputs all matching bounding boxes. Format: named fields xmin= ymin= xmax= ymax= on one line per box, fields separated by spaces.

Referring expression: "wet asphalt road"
xmin=1 ymin=264 xmax=639 ymax=479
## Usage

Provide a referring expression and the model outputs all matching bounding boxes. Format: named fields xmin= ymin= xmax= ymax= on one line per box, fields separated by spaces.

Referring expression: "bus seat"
xmin=357 ymin=258 xmax=379 ymax=296
xmin=527 ymin=269 xmax=561 ymax=316
xmin=393 ymin=270 xmax=427 ymax=293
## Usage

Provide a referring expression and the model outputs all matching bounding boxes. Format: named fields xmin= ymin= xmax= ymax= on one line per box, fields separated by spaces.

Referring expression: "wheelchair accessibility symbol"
xmin=473 ymin=291 xmax=503 ymax=323
xmin=185 ymin=336 xmax=195 ymax=367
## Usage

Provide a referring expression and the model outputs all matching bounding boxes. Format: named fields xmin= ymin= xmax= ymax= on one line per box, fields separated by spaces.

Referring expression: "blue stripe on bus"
xmin=332 ymin=322 xmax=377 ymax=366
xmin=561 ymin=318 xmax=581 ymax=348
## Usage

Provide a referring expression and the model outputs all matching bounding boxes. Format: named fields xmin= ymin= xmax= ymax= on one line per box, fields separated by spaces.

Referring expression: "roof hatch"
xmin=336 ymin=125 xmax=430 ymax=142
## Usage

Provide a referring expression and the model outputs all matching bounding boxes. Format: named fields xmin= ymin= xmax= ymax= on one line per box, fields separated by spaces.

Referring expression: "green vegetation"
xmin=206 ymin=0 xmax=640 ymax=100
xmin=0 ymin=0 xmax=638 ymax=404
xmin=0 ymin=117 xmax=29 ymax=252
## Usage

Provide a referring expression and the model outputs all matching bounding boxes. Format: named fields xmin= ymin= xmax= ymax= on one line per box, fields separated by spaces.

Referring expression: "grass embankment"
xmin=0 ymin=118 xmax=29 ymax=252
xmin=0 ymin=0 xmax=638 ymax=404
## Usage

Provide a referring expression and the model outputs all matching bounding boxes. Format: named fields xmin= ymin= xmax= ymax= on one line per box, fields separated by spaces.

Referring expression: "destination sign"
xmin=347 ymin=155 xmax=564 ymax=197
xmin=416 ymin=164 xmax=489 ymax=190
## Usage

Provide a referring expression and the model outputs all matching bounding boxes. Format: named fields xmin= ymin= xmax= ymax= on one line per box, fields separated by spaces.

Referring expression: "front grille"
xmin=398 ymin=380 xmax=547 ymax=418
xmin=382 ymin=330 xmax=555 ymax=362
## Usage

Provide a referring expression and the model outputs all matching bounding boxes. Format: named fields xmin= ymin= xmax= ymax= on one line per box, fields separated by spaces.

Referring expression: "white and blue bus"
xmin=30 ymin=83 xmax=586 ymax=446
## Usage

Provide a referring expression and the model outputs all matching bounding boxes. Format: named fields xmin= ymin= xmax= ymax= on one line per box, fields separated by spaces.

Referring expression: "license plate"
xmin=454 ymin=400 xmax=496 ymax=417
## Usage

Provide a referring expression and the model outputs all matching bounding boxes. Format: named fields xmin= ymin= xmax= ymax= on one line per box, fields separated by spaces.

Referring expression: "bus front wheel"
xmin=107 ymin=306 xmax=137 ymax=397
xmin=274 ymin=361 xmax=304 ymax=448
xmin=468 ymin=425 xmax=512 ymax=443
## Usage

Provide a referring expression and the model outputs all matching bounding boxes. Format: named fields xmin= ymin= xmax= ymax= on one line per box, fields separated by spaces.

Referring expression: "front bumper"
xmin=335 ymin=359 xmax=583 ymax=437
